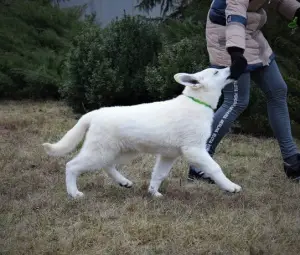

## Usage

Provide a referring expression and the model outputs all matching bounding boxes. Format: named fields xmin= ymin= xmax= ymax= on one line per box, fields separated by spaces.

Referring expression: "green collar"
xmin=288 ymin=17 xmax=298 ymax=29
xmin=184 ymin=95 xmax=213 ymax=110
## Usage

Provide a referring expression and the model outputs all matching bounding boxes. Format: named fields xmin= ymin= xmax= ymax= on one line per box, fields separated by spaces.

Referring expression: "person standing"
xmin=188 ymin=0 xmax=300 ymax=182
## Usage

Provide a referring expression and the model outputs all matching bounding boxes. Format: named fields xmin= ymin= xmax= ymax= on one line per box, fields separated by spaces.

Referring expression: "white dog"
xmin=43 ymin=67 xmax=241 ymax=198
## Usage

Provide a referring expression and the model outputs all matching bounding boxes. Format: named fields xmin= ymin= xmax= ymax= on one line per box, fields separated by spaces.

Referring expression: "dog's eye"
xmin=214 ymin=71 xmax=219 ymax=75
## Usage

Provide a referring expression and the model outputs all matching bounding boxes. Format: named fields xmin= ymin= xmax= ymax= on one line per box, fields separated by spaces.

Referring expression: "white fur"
xmin=43 ymin=67 xmax=242 ymax=198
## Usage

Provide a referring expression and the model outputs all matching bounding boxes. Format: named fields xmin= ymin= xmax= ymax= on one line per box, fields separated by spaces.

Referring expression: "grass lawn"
xmin=1 ymin=101 xmax=300 ymax=255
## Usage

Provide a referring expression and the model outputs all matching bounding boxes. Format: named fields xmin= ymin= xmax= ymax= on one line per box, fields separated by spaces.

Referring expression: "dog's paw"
xmin=119 ymin=180 xmax=133 ymax=188
xmin=68 ymin=191 xmax=84 ymax=199
xmin=223 ymin=182 xmax=242 ymax=193
xmin=152 ymin=192 xmax=163 ymax=198
xmin=148 ymin=186 xmax=163 ymax=197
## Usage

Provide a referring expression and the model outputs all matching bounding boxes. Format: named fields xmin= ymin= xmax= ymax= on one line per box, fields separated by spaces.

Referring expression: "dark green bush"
xmin=0 ymin=0 xmax=84 ymax=99
xmin=62 ymin=15 xmax=162 ymax=113
xmin=144 ymin=20 xmax=209 ymax=100
xmin=60 ymin=21 xmax=118 ymax=112
xmin=145 ymin=35 xmax=208 ymax=100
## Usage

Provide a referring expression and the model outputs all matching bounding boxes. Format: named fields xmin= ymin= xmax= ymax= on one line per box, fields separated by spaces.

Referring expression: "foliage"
xmin=145 ymin=20 xmax=208 ymax=100
xmin=136 ymin=0 xmax=176 ymax=16
xmin=0 ymin=0 xmax=84 ymax=99
xmin=62 ymin=15 xmax=162 ymax=113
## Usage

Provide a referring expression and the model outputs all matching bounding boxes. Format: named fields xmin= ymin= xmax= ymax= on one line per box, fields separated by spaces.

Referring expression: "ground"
xmin=1 ymin=101 xmax=300 ymax=255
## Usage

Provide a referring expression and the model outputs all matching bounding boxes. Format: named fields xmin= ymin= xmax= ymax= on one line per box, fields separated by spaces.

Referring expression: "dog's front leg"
xmin=148 ymin=155 xmax=176 ymax=197
xmin=182 ymin=146 xmax=241 ymax=193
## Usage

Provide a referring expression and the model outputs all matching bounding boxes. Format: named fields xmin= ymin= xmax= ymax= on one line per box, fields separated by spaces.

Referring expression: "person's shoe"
xmin=187 ymin=166 xmax=215 ymax=184
xmin=283 ymin=154 xmax=300 ymax=181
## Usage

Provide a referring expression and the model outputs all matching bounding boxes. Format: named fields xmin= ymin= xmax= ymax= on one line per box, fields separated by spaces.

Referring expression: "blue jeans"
xmin=205 ymin=59 xmax=298 ymax=160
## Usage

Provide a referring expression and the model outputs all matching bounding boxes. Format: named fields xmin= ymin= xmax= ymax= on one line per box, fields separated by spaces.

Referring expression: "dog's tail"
xmin=42 ymin=110 xmax=96 ymax=157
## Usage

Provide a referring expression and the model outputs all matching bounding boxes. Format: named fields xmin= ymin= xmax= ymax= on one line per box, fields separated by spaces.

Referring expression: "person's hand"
xmin=227 ymin=46 xmax=248 ymax=80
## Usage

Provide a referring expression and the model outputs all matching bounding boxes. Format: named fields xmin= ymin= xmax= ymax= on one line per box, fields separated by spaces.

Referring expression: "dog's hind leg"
xmin=104 ymin=165 xmax=133 ymax=188
xmin=181 ymin=146 xmax=242 ymax=193
xmin=65 ymin=149 xmax=116 ymax=198
xmin=148 ymin=155 xmax=176 ymax=197
xmin=65 ymin=155 xmax=96 ymax=198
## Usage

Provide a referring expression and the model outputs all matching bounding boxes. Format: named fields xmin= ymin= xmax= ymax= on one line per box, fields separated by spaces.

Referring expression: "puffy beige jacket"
xmin=206 ymin=0 xmax=300 ymax=71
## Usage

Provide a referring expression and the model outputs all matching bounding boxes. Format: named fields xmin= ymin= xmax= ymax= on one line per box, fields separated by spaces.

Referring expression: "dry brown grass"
xmin=1 ymin=101 xmax=300 ymax=255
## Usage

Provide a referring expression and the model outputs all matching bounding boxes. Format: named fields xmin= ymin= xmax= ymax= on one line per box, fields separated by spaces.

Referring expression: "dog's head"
xmin=173 ymin=67 xmax=234 ymax=91
xmin=173 ymin=67 xmax=235 ymax=109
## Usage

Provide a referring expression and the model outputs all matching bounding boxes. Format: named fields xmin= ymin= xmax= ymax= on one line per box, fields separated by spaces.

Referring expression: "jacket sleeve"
xmin=225 ymin=0 xmax=249 ymax=51
xmin=269 ymin=0 xmax=300 ymax=20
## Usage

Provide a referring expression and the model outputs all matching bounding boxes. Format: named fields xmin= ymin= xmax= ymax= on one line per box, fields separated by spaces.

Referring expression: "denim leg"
xmin=206 ymin=72 xmax=251 ymax=156
xmin=251 ymin=60 xmax=298 ymax=159
xmin=190 ymin=73 xmax=251 ymax=173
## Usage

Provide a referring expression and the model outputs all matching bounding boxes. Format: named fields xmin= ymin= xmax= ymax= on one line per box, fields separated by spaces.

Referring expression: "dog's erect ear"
xmin=174 ymin=73 xmax=203 ymax=88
